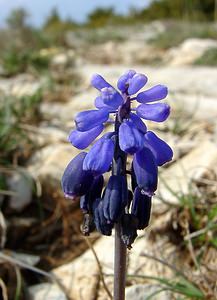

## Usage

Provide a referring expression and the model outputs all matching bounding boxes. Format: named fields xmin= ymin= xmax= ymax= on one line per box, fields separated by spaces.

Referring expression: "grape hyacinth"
xmin=62 ymin=70 xmax=173 ymax=249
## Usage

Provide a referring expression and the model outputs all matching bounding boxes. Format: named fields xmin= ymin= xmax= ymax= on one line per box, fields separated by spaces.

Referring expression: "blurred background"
xmin=0 ymin=0 xmax=217 ymax=299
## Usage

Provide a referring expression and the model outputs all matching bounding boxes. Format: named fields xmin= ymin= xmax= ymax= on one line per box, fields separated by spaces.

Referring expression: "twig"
xmin=185 ymin=223 xmax=200 ymax=269
xmin=0 ymin=189 xmax=16 ymax=196
xmin=0 ymin=278 xmax=8 ymax=300
xmin=185 ymin=222 xmax=213 ymax=296
xmin=184 ymin=225 xmax=215 ymax=240
xmin=84 ymin=236 xmax=112 ymax=300
xmin=0 ymin=211 xmax=7 ymax=248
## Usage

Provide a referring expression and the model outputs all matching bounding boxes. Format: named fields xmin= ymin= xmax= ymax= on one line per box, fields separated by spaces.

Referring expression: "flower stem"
xmin=113 ymin=115 xmax=127 ymax=300
xmin=114 ymin=222 xmax=127 ymax=300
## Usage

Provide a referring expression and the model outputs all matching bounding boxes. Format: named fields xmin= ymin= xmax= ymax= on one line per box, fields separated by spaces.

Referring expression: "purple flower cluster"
xmin=62 ymin=70 xmax=173 ymax=248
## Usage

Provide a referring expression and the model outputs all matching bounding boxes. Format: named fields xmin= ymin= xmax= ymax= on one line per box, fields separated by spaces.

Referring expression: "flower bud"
xmin=133 ymin=148 xmax=158 ymax=196
xmin=93 ymin=198 xmax=113 ymax=236
xmin=137 ymin=85 xmax=168 ymax=103
xmin=83 ymin=137 xmax=114 ymax=175
xmin=94 ymin=96 xmax=114 ymax=110
xmin=131 ymin=187 xmax=152 ymax=229
xmin=136 ymin=103 xmax=170 ymax=122
xmin=68 ymin=125 xmax=104 ymax=150
xmin=144 ymin=131 xmax=173 ymax=166
xmin=80 ymin=175 xmax=104 ymax=213
xmin=101 ymin=87 xmax=123 ymax=109
xmin=91 ymin=74 xmax=112 ymax=90
xmin=75 ymin=109 xmax=109 ymax=132
xmin=119 ymin=120 xmax=144 ymax=154
xmin=128 ymin=73 xmax=148 ymax=95
xmin=61 ymin=152 xmax=94 ymax=199
xmin=117 ymin=69 xmax=136 ymax=92
xmin=103 ymin=175 xmax=128 ymax=222
xmin=129 ymin=113 xmax=147 ymax=133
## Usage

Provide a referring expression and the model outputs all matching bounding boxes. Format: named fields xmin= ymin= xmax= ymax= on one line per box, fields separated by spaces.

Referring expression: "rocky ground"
xmin=0 ymin=26 xmax=217 ymax=300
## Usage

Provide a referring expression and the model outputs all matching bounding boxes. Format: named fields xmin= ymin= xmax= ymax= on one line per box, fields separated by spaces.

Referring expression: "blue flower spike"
xmin=62 ymin=70 xmax=173 ymax=245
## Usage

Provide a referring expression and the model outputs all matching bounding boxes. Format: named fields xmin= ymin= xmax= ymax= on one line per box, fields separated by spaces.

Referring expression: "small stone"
xmin=166 ymin=38 xmax=217 ymax=66
xmin=53 ymin=258 xmax=98 ymax=300
xmin=51 ymin=53 xmax=69 ymax=67
xmin=28 ymin=283 xmax=67 ymax=300
xmin=51 ymin=50 xmax=76 ymax=69
xmin=53 ymin=236 xmax=114 ymax=300
xmin=8 ymin=251 xmax=40 ymax=266
xmin=6 ymin=171 xmax=33 ymax=212
xmin=28 ymin=125 xmax=67 ymax=148
xmin=156 ymin=139 xmax=217 ymax=204
xmin=28 ymin=144 xmax=80 ymax=196
xmin=39 ymin=89 xmax=97 ymax=126
xmin=167 ymin=92 xmax=217 ymax=121
xmin=0 ymin=74 xmax=41 ymax=97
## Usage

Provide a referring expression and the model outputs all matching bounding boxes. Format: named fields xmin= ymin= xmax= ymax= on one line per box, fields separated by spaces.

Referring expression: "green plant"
xmin=123 ymin=186 xmax=216 ymax=298
xmin=1 ymin=48 xmax=50 ymax=76
xmin=87 ymin=7 xmax=118 ymax=28
xmin=149 ymin=21 xmax=217 ymax=49
xmin=80 ymin=28 xmax=126 ymax=44
xmin=160 ymin=173 xmax=217 ymax=248
xmin=127 ymin=274 xmax=204 ymax=299
xmin=42 ymin=7 xmax=78 ymax=45
xmin=0 ymin=90 xmax=42 ymax=163
xmin=194 ymin=47 xmax=217 ymax=65
xmin=6 ymin=8 xmax=29 ymax=30
xmin=135 ymin=0 xmax=216 ymax=22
